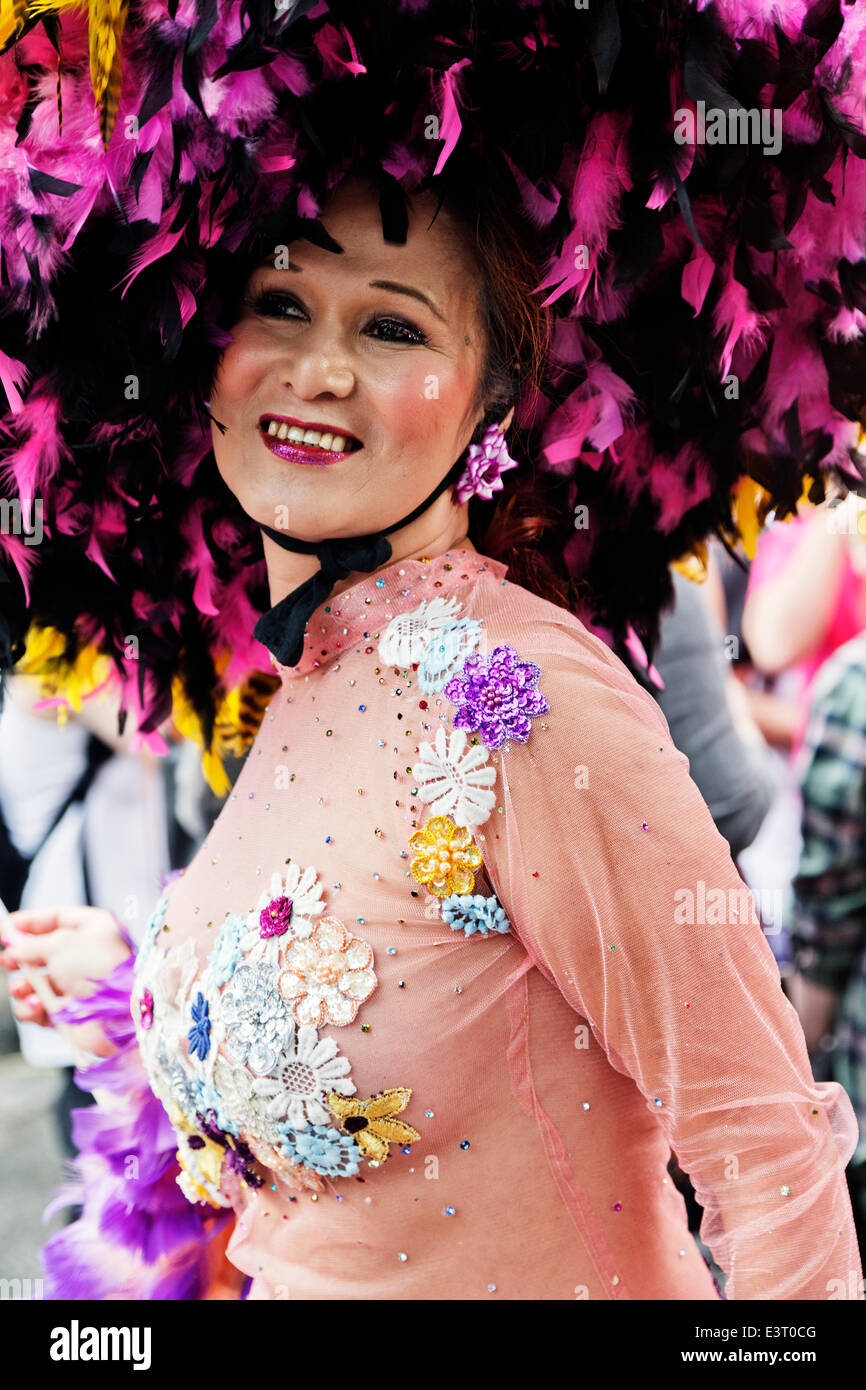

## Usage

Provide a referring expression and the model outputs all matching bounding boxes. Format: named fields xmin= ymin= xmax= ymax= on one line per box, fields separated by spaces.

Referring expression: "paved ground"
xmin=0 ymin=972 xmax=67 ymax=1285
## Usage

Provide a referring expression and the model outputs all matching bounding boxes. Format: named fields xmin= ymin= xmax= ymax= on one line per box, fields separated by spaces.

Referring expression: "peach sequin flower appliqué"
xmin=278 ymin=916 xmax=378 ymax=1026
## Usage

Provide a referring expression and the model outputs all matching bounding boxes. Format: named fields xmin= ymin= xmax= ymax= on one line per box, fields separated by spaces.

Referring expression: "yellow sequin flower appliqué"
xmin=408 ymin=814 xmax=483 ymax=898
xmin=327 ymin=1088 xmax=421 ymax=1165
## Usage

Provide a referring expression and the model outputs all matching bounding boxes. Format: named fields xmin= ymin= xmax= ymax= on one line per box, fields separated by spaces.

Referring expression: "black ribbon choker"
xmin=253 ymin=457 xmax=466 ymax=669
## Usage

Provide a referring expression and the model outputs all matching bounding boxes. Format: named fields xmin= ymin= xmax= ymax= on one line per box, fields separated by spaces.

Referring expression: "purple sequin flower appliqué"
xmin=260 ymin=895 xmax=293 ymax=939
xmin=443 ymin=644 xmax=549 ymax=750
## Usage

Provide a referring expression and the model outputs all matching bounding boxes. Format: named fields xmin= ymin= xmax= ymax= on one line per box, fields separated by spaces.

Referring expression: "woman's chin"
xmin=248 ymin=492 xmax=354 ymax=542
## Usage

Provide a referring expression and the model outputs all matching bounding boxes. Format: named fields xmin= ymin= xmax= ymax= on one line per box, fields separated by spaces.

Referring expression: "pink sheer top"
xmin=130 ymin=547 xmax=861 ymax=1300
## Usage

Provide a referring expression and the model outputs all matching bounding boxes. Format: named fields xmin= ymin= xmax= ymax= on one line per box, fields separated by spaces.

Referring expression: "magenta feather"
xmin=681 ymin=248 xmax=716 ymax=317
xmin=432 ymin=57 xmax=471 ymax=177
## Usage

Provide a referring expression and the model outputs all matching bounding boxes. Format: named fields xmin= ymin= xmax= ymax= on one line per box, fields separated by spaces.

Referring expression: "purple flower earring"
xmin=453 ymin=422 xmax=518 ymax=504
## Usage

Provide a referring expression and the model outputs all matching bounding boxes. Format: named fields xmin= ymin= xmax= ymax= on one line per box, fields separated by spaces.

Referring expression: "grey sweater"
xmin=641 ymin=569 xmax=775 ymax=859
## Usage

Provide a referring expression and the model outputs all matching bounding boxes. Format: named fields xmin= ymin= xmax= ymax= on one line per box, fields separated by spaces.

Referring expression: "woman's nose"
xmin=282 ymin=328 xmax=356 ymax=399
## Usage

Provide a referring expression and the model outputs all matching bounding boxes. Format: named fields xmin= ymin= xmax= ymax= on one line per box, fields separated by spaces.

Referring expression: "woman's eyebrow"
xmin=368 ymin=279 xmax=446 ymax=322
xmin=253 ymin=260 xmax=445 ymax=322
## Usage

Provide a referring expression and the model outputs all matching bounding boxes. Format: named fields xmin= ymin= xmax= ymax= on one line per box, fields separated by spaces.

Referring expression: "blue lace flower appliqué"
xmin=188 ymin=992 xmax=211 ymax=1061
xmin=277 ymin=1123 xmax=361 ymax=1179
xmin=418 ymin=618 xmax=482 ymax=695
xmin=440 ymin=892 xmax=512 ymax=938
xmin=206 ymin=912 xmax=248 ymax=988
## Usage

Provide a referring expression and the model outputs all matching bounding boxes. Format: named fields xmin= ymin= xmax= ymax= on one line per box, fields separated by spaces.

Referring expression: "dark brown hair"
xmin=443 ymin=183 xmax=593 ymax=617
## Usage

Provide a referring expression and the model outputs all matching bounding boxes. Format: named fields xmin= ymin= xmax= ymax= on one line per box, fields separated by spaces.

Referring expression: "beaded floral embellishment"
xmin=378 ymin=595 xmax=462 ymax=667
xmin=444 ymin=643 xmax=549 ymax=749
xmin=417 ymin=618 xmax=482 ymax=694
xmin=440 ymin=893 xmax=511 ymax=937
xmin=409 ymin=814 xmax=483 ymax=898
xmin=169 ymin=1099 xmax=262 ymax=1209
xmin=138 ymin=989 xmax=154 ymax=1030
xmin=276 ymin=1123 xmax=362 ymax=1179
xmin=249 ymin=1023 xmax=356 ymax=1126
xmin=327 ymin=1088 xmax=421 ymax=1165
xmin=240 ymin=864 xmax=327 ymax=969
xmin=412 ymin=726 xmax=496 ymax=830
xmin=278 ymin=916 xmax=377 ymax=1026
xmin=132 ymin=869 xmax=418 ymax=1205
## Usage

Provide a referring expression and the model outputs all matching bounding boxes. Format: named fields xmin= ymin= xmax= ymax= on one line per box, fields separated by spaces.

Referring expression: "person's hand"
xmin=0 ymin=906 xmax=132 ymax=1056
xmin=787 ymin=970 xmax=839 ymax=1055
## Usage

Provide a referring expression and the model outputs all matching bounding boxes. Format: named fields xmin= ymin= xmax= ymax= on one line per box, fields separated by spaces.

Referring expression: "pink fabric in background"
xmin=130 ymin=548 xmax=861 ymax=1300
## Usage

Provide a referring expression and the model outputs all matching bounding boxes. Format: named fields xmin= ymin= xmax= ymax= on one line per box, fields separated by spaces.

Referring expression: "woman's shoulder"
xmin=470 ymin=559 xmax=671 ymax=743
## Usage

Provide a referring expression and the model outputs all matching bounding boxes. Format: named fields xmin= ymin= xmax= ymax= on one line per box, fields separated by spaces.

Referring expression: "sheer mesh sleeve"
xmin=481 ymin=622 xmax=862 ymax=1301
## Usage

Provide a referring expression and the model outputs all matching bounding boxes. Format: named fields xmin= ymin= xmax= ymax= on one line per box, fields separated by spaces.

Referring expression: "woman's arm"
xmin=786 ymin=972 xmax=839 ymax=1054
xmin=738 ymin=682 xmax=800 ymax=751
xmin=650 ymin=569 xmax=774 ymax=858
xmin=481 ymin=627 xmax=861 ymax=1300
xmin=741 ymin=509 xmax=849 ymax=676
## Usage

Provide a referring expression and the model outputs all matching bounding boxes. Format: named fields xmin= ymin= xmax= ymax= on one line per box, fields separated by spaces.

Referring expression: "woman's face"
xmin=209 ymin=178 xmax=488 ymax=540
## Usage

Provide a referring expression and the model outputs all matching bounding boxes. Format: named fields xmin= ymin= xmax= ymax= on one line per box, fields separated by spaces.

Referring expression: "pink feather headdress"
xmin=1 ymin=0 xmax=866 ymax=746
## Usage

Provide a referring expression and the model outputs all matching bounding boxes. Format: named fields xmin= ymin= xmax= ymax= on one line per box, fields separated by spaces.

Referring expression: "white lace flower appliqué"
xmin=412 ymin=726 xmax=497 ymax=829
xmin=141 ymin=936 xmax=199 ymax=1051
xmin=278 ymin=917 xmax=377 ymax=1027
xmin=378 ymin=595 xmax=463 ymax=667
xmin=251 ymin=1025 xmax=356 ymax=1129
xmin=239 ymin=862 xmax=327 ymax=967
xmin=136 ymin=936 xmax=203 ymax=1122
xmin=212 ymin=1055 xmax=282 ymax=1144
xmin=149 ymin=1036 xmax=201 ymax=1122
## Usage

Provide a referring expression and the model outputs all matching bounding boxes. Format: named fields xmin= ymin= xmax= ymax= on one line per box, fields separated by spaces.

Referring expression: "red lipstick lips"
xmin=258 ymin=414 xmax=362 ymax=466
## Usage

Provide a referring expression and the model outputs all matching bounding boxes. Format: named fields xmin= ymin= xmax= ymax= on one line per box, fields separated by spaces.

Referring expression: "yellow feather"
xmin=16 ymin=623 xmax=67 ymax=671
xmin=795 ymin=472 xmax=816 ymax=511
xmin=0 ymin=0 xmax=30 ymax=50
xmin=12 ymin=627 xmax=113 ymax=724
xmin=99 ymin=37 xmax=123 ymax=148
xmin=89 ymin=0 xmax=127 ymax=108
xmin=170 ymin=672 xmax=241 ymax=798
xmin=24 ymin=0 xmax=87 ymax=17
xmin=729 ymin=475 xmax=775 ymax=561
xmin=19 ymin=0 xmax=130 ymax=147
xmin=671 ymin=542 xmax=708 ymax=584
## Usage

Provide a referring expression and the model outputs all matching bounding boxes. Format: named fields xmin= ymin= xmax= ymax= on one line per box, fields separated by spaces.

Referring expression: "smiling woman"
xmin=209 ymin=176 xmax=492 ymax=544
xmin=204 ymin=171 xmax=553 ymax=671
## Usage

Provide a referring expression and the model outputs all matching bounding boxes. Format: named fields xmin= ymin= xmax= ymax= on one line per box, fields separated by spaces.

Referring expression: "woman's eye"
xmin=245 ymin=290 xmax=304 ymax=320
xmin=366 ymin=317 xmax=428 ymax=345
xmin=244 ymin=290 xmax=428 ymax=345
